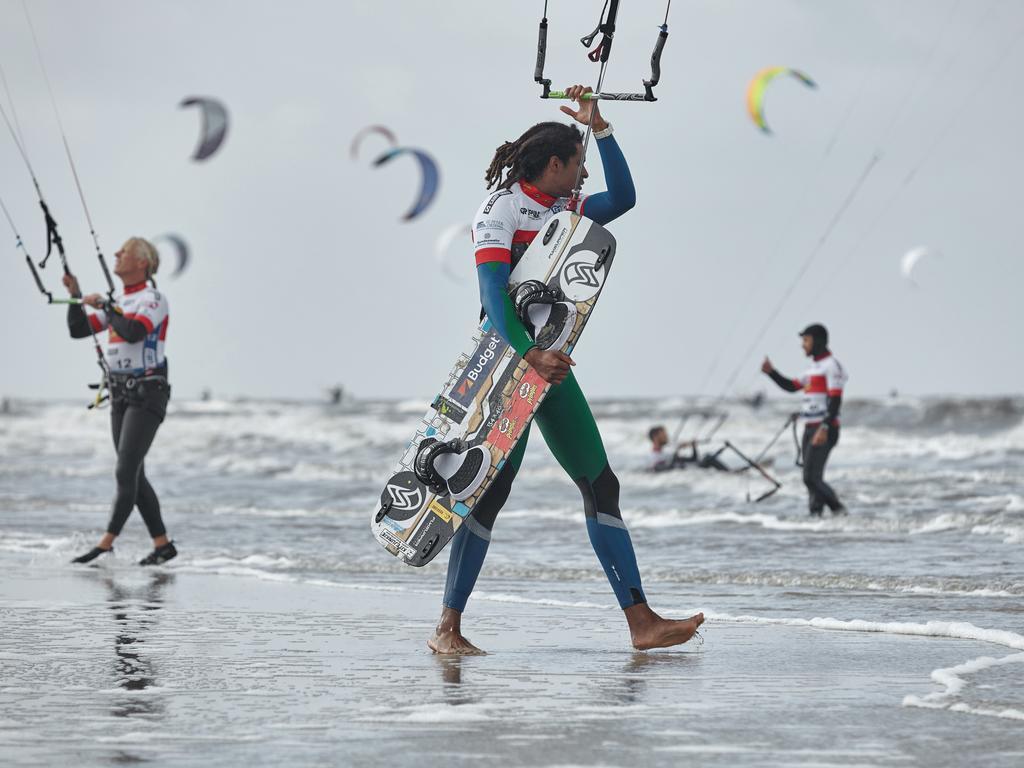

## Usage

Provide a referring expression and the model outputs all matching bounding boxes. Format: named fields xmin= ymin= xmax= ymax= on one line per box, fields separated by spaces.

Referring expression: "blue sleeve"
xmin=580 ymin=134 xmax=636 ymax=225
xmin=477 ymin=261 xmax=536 ymax=358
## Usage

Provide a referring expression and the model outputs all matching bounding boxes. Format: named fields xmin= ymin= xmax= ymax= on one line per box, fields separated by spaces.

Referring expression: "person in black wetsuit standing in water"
xmin=64 ymin=237 xmax=177 ymax=565
xmin=762 ymin=324 xmax=849 ymax=516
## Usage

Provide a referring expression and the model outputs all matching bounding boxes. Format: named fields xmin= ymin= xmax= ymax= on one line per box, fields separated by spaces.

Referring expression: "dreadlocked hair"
xmin=484 ymin=122 xmax=583 ymax=191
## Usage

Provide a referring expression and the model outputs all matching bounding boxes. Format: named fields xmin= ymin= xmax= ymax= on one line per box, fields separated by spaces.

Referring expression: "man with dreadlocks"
xmin=429 ymin=85 xmax=705 ymax=654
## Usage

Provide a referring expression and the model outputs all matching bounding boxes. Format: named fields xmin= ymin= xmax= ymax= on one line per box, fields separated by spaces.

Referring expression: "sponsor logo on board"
xmin=558 ymin=250 xmax=604 ymax=302
xmin=430 ymin=395 xmax=468 ymax=424
xmin=386 ymin=484 xmax=423 ymax=512
xmin=451 ymin=332 xmax=506 ymax=408
xmin=518 ymin=381 xmax=538 ymax=403
xmin=564 ymin=261 xmax=599 ymax=287
xmin=428 ymin=499 xmax=453 ymax=523
xmin=379 ymin=471 xmax=426 ymax=522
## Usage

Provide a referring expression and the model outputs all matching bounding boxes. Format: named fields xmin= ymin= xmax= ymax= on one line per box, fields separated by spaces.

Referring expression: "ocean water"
xmin=1 ymin=395 xmax=1022 ymax=765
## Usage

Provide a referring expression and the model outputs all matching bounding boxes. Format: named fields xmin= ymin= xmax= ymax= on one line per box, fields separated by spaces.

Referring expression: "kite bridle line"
xmin=0 ymin=46 xmax=111 ymax=408
xmin=0 ymin=161 xmax=112 ymax=407
xmin=22 ymin=0 xmax=115 ymax=301
xmin=22 ymin=0 xmax=115 ymax=408
xmin=535 ymin=0 xmax=671 ymax=102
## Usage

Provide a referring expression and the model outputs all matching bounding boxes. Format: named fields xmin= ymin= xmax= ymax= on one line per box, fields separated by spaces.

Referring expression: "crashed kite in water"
xmin=434 ymin=222 xmax=473 ymax=283
xmin=350 ymin=125 xmax=398 ymax=161
xmin=746 ymin=67 xmax=817 ymax=134
xmin=373 ymin=147 xmax=440 ymax=221
xmin=153 ymin=233 xmax=190 ymax=278
xmin=180 ymin=97 xmax=229 ymax=161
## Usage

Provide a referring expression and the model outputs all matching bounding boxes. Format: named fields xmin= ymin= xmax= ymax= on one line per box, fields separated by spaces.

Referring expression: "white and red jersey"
xmin=473 ymin=181 xmax=589 ymax=269
xmin=793 ymin=353 xmax=847 ymax=425
xmin=86 ymin=282 xmax=169 ymax=375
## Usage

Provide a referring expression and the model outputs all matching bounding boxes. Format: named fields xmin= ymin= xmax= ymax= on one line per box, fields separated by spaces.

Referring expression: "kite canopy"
xmin=350 ymin=125 xmax=398 ymax=160
xmin=373 ymin=147 xmax=440 ymax=221
xmin=746 ymin=67 xmax=817 ymax=134
xmin=153 ymin=233 xmax=190 ymax=278
xmin=434 ymin=222 xmax=473 ymax=283
xmin=180 ymin=97 xmax=229 ymax=161
xmin=901 ymin=246 xmax=939 ymax=284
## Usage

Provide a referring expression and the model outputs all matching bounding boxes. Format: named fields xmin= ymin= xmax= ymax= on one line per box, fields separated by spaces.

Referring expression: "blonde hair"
xmin=127 ymin=237 xmax=160 ymax=278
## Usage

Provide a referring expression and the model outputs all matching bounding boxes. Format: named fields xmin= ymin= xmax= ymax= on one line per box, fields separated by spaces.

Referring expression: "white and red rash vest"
xmin=794 ymin=353 xmax=848 ymax=425
xmin=472 ymin=181 xmax=588 ymax=269
xmin=87 ymin=282 xmax=169 ymax=375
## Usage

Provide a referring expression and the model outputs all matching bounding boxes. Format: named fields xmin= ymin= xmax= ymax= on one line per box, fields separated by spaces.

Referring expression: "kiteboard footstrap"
xmin=434 ymin=446 xmax=490 ymax=502
xmin=526 ymin=301 xmax=576 ymax=352
xmin=414 ymin=438 xmax=490 ymax=502
xmin=513 ymin=280 xmax=577 ymax=352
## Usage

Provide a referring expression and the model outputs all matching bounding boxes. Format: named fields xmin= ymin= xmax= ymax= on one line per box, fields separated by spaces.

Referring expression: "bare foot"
xmin=427 ymin=628 xmax=486 ymax=655
xmin=625 ymin=603 xmax=705 ymax=651
xmin=427 ymin=607 xmax=486 ymax=655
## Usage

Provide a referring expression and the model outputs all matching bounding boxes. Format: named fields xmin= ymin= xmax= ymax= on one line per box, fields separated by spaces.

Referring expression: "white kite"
xmin=900 ymin=246 xmax=940 ymax=286
xmin=434 ymin=222 xmax=472 ymax=283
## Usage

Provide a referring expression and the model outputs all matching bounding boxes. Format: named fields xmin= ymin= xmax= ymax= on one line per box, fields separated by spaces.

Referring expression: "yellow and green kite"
xmin=746 ymin=67 xmax=817 ymax=134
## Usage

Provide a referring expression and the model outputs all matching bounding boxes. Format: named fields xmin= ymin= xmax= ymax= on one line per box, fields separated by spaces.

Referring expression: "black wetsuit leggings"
xmin=801 ymin=423 xmax=842 ymax=514
xmin=107 ymin=385 xmax=170 ymax=537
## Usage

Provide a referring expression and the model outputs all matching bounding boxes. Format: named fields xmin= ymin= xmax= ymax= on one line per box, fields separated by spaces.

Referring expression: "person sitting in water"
xmin=647 ymin=425 xmax=729 ymax=472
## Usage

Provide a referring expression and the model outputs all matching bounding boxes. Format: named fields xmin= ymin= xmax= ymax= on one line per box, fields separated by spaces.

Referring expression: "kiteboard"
xmin=371 ymin=211 xmax=616 ymax=566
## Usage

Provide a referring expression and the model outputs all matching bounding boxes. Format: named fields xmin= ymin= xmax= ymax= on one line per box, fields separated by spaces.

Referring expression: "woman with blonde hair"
xmin=63 ymin=237 xmax=177 ymax=565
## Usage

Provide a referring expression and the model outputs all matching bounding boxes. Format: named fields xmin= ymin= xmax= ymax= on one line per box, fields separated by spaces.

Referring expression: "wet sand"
xmin=2 ymin=565 xmax=1022 ymax=767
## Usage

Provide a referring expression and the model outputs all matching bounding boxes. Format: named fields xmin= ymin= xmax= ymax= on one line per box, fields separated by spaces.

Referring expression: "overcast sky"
xmin=1 ymin=0 xmax=1021 ymax=401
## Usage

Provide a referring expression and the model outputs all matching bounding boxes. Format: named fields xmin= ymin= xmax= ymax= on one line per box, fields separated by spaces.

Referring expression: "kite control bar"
xmin=754 ymin=412 xmax=800 ymax=465
xmin=545 ymin=90 xmax=652 ymax=102
xmin=535 ymin=0 xmax=670 ymax=102
xmin=25 ymin=254 xmax=83 ymax=305
xmin=722 ymin=441 xmax=783 ymax=503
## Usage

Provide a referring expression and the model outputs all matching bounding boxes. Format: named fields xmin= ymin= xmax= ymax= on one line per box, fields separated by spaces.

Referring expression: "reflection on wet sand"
xmin=599 ymin=649 xmax=706 ymax=706
xmin=103 ymin=573 xmax=174 ymax=720
xmin=434 ymin=655 xmax=478 ymax=707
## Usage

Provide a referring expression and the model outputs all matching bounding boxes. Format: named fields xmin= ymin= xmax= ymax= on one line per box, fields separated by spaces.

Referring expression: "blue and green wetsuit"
xmin=445 ymin=131 xmax=643 ymax=612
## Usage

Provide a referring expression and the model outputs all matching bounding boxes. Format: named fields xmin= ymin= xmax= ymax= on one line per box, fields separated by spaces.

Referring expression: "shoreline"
xmin=3 ymin=564 xmax=1022 ymax=766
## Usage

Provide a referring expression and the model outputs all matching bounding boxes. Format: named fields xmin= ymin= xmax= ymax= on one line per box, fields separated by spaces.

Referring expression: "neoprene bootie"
xmin=71 ymin=546 xmax=113 ymax=564
xmin=139 ymin=541 xmax=177 ymax=566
